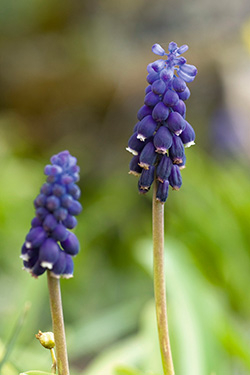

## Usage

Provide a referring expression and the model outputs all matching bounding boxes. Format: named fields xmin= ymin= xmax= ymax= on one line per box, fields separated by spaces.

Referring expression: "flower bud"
xmin=36 ymin=331 xmax=55 ymax=349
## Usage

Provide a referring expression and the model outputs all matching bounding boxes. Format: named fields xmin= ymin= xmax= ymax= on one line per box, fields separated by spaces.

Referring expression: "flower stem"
xmin=47 ymin=271 xmax=70 ymax=375
xmin=152 ymin=181 xmax=174 ymax=375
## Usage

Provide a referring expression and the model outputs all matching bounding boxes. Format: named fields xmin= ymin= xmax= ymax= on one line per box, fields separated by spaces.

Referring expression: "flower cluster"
xmin=21 ymin=151 xmax=82 ymax=278
xmin=126 ymin=42 xmax=197 ymax=203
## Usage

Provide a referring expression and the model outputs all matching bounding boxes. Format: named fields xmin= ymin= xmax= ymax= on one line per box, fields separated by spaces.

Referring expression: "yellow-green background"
xmin=0 ymin=1 xmax=250 ymax=374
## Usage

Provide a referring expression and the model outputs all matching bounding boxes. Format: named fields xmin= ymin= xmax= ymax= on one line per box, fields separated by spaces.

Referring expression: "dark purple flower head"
xmin=21 ymin=151 xmax=82 ymax=278
xmin=126 ymin=42 xmax=197 ymax=203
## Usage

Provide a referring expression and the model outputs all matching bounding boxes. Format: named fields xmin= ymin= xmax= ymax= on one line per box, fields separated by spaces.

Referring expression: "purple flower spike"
xmin=127 ymin=41 xmax=197 ymax=203
xmin=21 ymin=150 xmax=82 ymax=278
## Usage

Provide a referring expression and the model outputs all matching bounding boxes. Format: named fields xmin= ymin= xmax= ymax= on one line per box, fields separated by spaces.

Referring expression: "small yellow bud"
xmin=35 ymin=330 xmax=55 ymax=349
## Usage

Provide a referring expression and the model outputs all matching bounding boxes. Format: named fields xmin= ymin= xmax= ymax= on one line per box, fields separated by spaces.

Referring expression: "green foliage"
xmin=0 ymin=150 xmax=249 ymax=375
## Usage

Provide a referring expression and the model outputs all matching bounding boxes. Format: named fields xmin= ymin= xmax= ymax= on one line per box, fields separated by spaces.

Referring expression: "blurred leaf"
xmin=0 ymin=303 xmax=31 ymax=372
xmin=20 ymin=372 xmax=52 ymax=375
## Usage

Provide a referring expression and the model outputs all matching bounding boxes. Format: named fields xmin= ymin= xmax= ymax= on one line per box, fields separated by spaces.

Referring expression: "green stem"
xmin=47 ymin=271 xmax=70 ymax=375
xmin=152 ymin=181 xmax=174 ymax=375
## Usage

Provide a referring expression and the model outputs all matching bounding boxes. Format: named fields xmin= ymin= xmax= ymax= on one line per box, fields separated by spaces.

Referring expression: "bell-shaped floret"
xmin=180 ymin=121 xmax=196 ymax=147
xmin=152 ymin=44 xmax=166 ymax=56
xmin=138 ymin=166 xmax=155 ymax=191
xmin=156 ymin=180 xmax=169 ymax=203
xmin=62 ymin=254 xmax=74 ymax=279
xmin=179 ymin=63 xmax=197 ymax=76
xmin=166 ymin=111 xmax=186 ymax=135
xmin=129 ymin=154 xmax=142 ymax=176
xmin=178 ymin=87 xmax=190 ymax=101
xmin=51 ymin=250 xmax=66 ymax=278
xmin=26 ymin=227 xmax=47 ymax=248
xmin=163 ymin=90 xmax=179 ymax=107
xmin=172 ymin=77 xmax=187 ymax=92
xmin=137 ymin=115 xmax=157 ymax=141
xmin=156 ymin=155 xmax=172 ymax=182
xmin=67 ymin=183 xmax=81 ymax=200
xmin=137 ymin=105 xmax=152 ymax=121
xmin=152 ymin=102 xmax=170 ymax=122
xmin=153 ymin=126 xmax=173 ymax=154
xmin=39 ymin=238 xmax=60 ymax=269
xmin=151 ymin=79 xmax=166 ymax=95
xmin=36 ymin=207 xmax=49 ymax=221
xmin=147 ymin=71 xmax=160 ymax=84
xmin=53 ymin=207 xmax=68 ymax=221
xmin=68 ymin=200 xmax=82 ymax=216
xmin=52 ymin=224 xmax=68 ymax=242
xmin=172 ymin=100 xmax=186 ymax=118
xmin=34 ymin=194 xmax=46 ymax=208
xmin=139 ymin=142 xmax=157 ymax=169
xmin=62 ymin=215 xmax=78 ymax=229
xmin=169 ymin=165 xmax=182 ymax=190
xmin=52 ymin=184 xmax=66 ymax=197
xmin=169 ymin=134 xmax=185 ymax=164
xmin=126 ymin=133 xmax=145 ymax=155
xmin=43 ymin=214 xmax=58 ymax=232
xmin=144 ymin=91 xmax=161 ymax=107
xmin=46 ymin=196 xmax=60 ymax=211
xmin=31 ymin=261 xmax=46 ymax=278
xmin=61 ymin=232 xmax=80 ymax=256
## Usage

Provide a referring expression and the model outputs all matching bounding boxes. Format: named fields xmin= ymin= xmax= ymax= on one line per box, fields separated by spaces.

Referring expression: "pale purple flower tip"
xmin=152 ymin=43 xmax=166 ymax=56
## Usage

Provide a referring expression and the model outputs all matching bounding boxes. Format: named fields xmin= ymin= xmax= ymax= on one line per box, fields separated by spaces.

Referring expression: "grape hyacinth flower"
xmin=21 ymin=150 xmax=82 ymax=279
xmin=20 ymin=150 xmax=82 ymax=375
xmin=127 ymin=41 xmax=197 ymax=204
xmin=126 ymin=42 xmax=197 ymax=375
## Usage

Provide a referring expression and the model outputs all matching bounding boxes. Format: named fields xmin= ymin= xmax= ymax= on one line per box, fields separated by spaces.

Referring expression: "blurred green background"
xmin=0 ymin=0 xmax=250 ymax=374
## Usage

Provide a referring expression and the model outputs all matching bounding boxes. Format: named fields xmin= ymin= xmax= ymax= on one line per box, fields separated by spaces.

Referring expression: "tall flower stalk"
xmin=127 ymin=42 xmax=197 ymax=374
xmin=21 ymin=150 xmax=82 ymax=375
